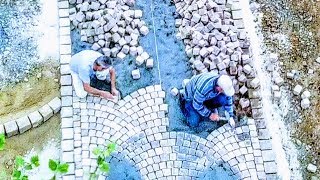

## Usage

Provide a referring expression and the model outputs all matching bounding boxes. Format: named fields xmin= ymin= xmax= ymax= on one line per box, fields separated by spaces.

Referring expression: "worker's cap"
xmin=217 ymin=75 xmax=235 ymax=96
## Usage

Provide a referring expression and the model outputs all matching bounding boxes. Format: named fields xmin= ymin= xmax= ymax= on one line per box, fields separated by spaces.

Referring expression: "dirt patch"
xmin=0 ymin=114 xmax=61 ymax=177
xmin=0 ymin=62 xmax=59 ymax=123
xmin=256 ymin=0 xmax=320 ymax=177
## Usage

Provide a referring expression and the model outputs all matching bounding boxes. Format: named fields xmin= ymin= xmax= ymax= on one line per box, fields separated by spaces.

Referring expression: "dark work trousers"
xmin=180 ymin=93 xmax=229 ymax=127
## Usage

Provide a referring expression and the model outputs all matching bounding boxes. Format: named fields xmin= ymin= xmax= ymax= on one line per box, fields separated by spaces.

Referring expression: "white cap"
xmin=217 ymin=75 xmax=235 ymax=96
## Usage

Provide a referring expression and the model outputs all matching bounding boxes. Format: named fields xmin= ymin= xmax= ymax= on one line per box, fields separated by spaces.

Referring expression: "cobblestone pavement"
xmin=57 ymin=0 xmax=280 ymax=179
xmin=59 ymin=85 xmax=277 ymax=180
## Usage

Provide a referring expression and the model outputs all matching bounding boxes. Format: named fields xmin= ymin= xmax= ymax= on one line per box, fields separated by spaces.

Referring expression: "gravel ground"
xmin=0 ymin=0 xmax=59 ymax=89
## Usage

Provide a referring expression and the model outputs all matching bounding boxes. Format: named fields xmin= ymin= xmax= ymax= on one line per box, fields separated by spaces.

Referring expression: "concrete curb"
xmin=0 ymin=97 xmax=61 ymax=138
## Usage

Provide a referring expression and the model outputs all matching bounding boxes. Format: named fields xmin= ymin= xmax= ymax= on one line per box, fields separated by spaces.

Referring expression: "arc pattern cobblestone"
xmin=60 ymin=85 xmax=276 ymax=180
xmin=56 ymin=0 xmax=280 ymax=179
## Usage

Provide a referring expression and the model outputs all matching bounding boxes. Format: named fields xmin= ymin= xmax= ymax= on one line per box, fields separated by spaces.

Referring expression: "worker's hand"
xmin=100 ymin=91 xmax=114 ymax=100
xmin=209 ymin=113 xmax=219 ymax=121
xmin=229 ymin=117 xmax=235 ymax=128
xmin=111 ymin=88 xmax=119 ymax=96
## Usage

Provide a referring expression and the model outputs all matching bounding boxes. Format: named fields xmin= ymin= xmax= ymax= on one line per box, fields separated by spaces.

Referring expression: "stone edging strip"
xmin=0 ymin=97 xmax=61 ymax=138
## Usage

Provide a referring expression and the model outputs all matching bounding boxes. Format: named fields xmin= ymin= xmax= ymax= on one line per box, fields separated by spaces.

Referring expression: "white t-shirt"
xmin=70 ymin=50 xmax=103 ymax=84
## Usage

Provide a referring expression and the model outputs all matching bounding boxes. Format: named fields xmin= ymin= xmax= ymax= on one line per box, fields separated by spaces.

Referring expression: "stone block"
xmin=140 ymin=26 xmax=149 ymax=36
xmin=135 ymin=10 xmax=143 ymax=18
xmin=146 ymin=59 xmax=154 ymax=68
xmin=28 ymin=111 xmax=44 ymax=128
xmin=61 ymin=86 xmax=73 ymax=96
xmin=16 ymin=116 xmax=32 ymax=134
xmin=132 ymin=69 xmax=141 ymax=80
xmin=60 ymin=64 xmax=71 ymax=75
xmin=38 ymin=104 xmax=54 ymax=121
xmin=261 ymin=150 xmax=276 ymax=162
xmin=136 ymin=56 xmax=145 ymax=66
xmin=61 ymin=107 xmax=73 ymax=118
xmin=248 ymin=89 xmax=261 ymax=99
xmin=264 ymin=161 xmax=277 ymax=174
xmin=252 ymin=108 xmax=263 ymax=119
xmin=239 ymin=85 xmax=248 ymax=95
xmin=62 ymin=128 xmax=74 ymax=140
xmin=301 ymin=99 xmax=310 ymax=109
xmin=194 ymin=60 xmax=205 ymax=71
xmin=293 ymin=85 xmax=303 ymax=95
xmin=60 ymin=44 xmax=71 ymax=55
xmin=243 ymin=64 xmax=252 ymax=74
xmin=4 ymin=121 xmax=18 ymax=137
xmin=61 ymin=140 xmax=74 ymax=152
xmin=60 ymin=54 xmax=71 ymax=64
xmin=301 ymin=90 xmax=311 ymax=99
xmin=61 ymin=96 xmax=73 ymax=107
xmin=250 ymin=99 xmax=262 ymax=109
xmin=60 ymin=75 xmax=72 ymax=86
xmin=62 ymin=152 xmax=74 ymax=163
xmin=234 ymin=19 xmax=245 ymax=29
xmin=239 ymin=98 xmax=250 ymax=108
xmin=117 ymin=52 xmax=126 ymax=59
xmin=307 ymin=163 xmax=317 ymax=173
xmin=258 ymin=129 xmax=270 ymax=140
xmin=250 ymin=78 xmax=260 ymax=89
xmin=48 ymin=97 xmax=61 ymax=113
xmin=171 ymin=88 xmax=179 ymax=96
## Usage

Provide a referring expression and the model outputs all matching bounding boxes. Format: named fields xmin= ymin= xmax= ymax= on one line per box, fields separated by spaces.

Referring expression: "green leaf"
xmin=57 ymin=163 xmax=69 ymax=174
xmin=97 ymin=156 xmax=104 ymax=166
xmin=48 ymin=159 xmax=58 ymax=171
xmin=0 ymin=134 xmax=5 ymax=151
xmin=15 ymin=156 xmax=25 ymax=168
xmin=92 ymin=147 xmax=102 ymax=156
xmin=21 ymin=175 xmax=28 ymax=180
xmin=25 ymin=163 xmax=33 ymax=170
xmin=12 ymin=170 xmax=21 ymax=179
xmin=90 ymin=173 xmax=97 ymax=180
xmin=107 ymin=143 xmax=116 ymax=153
xmin=31 ymin=155 xmax=40 ymax=167
xmin=99 ymin=162 xmax=110 ymax=173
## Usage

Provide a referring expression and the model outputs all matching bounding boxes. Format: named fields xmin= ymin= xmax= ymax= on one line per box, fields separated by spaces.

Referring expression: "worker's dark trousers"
xmin=180 ymin=94 xmax=229 ymax=127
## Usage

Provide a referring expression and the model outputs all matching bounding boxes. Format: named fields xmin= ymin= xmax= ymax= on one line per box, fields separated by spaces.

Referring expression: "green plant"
xmin=48 ymin=159 xmax=69 ymax=180
xmin=90 ymin=143 xmax=116 ymax=179
xmin=12 ymin=155 xmax=40 ymax=180
xmin=0 ymin=133 xmax=5 ymax=151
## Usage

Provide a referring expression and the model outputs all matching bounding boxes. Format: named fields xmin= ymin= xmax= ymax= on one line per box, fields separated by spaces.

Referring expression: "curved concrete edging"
xmin=0 ymin=97 xmax=62 ymax=138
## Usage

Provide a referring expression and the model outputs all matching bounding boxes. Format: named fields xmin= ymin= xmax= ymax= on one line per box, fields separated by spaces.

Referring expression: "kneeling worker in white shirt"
xmin=70 ymin=50 xmax=119 ymax=100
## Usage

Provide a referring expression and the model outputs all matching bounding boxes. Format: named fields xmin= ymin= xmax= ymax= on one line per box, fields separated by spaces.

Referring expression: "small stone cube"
xmin=146 ymin=59 xmax=154 ymax=68
xmin=16 ymin=116 xmax=32 ymax=134
xmin=132 ymin=69 xmax=141 ymax=80
xmin=293 ymin=85 xmax=303 ymax=95
xmin=28 ymin=111 xmax=44 ymax=128
xmin=38 ymin=104 xmax=54 ymax=121
xmin=4 ymin=121 xmax=18 ymax=137
xmin=48 ymin=97 xmax=61 ymax=113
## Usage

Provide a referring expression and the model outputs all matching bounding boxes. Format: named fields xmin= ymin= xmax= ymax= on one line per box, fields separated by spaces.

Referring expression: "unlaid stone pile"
xmin=173 ymin=0 xmax=260 ymax=110
xmin=69 ymin=0 xmax=152 ymax=79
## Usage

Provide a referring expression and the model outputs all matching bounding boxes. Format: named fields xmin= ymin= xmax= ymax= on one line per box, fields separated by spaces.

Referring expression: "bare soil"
xmin=0 ymin=62 xmax=59 ymax=124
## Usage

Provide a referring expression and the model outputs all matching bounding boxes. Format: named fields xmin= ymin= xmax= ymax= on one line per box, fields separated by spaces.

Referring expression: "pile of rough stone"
xmin=173 ymin=0 xmax=257 ymax=108
xmin=69 ymin=0 xmax=153 ymax=79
